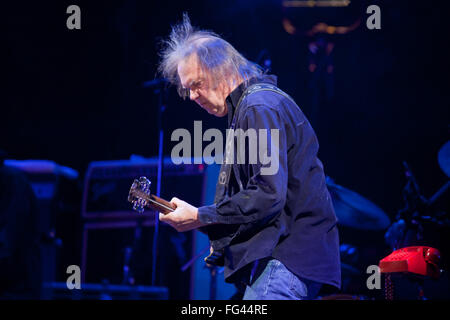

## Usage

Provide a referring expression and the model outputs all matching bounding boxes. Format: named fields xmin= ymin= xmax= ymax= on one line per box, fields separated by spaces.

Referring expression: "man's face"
xmin=177 ymin=54 xmax=229 ymax=117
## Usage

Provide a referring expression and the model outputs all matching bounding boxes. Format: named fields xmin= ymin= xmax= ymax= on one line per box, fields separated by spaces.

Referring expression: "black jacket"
xmin=198 ymin=75 xmax=341 ymax=289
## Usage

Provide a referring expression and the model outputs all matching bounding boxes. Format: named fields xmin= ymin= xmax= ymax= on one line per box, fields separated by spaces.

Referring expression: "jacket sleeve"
xmin=198 ymin=104 xmax=288 ymax=225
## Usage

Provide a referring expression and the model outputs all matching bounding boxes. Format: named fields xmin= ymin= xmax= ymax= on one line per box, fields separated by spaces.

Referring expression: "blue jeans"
xmin=243 ymin=258 xmax=322 ymax=300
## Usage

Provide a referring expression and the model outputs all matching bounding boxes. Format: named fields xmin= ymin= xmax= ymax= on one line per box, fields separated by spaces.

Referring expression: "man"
xmin=158 ymin=14 xmax=341 ymax=300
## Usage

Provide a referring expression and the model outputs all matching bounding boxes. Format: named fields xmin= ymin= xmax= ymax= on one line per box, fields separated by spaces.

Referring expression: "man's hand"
xmin=159 ymin=197 xmax=207 ymax=232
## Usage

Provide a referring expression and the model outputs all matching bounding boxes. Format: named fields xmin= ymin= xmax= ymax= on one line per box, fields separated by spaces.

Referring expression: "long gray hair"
xmin=158 ymin=13 xmax=263 ymax=98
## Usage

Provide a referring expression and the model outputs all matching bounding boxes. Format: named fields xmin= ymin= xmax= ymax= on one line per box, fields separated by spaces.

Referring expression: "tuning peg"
xmin=138 ymin=177 xmax=151 ymax=193
xmin=133 ymin=202 xmax=144 ymax=213
xmin=139 ymin=198 xmax=147 ymax=207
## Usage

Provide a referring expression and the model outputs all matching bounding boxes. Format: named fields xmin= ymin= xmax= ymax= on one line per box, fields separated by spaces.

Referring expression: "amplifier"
xmin=80 ymin=157 xmax=217 ymax=299
xmin=81 ymin=220 xmax=193 ymax=299
xmin=81 ymin=157 xmax=208 ymax=219
xmin=80 ymin=157 xmax=237 ymax=299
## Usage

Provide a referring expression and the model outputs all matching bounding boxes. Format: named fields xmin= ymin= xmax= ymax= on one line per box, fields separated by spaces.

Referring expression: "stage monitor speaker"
xmin=3 ymin=160 xmax=79 ymax=289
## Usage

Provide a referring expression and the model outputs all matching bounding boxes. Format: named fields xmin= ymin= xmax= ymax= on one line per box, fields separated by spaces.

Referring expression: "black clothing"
xmin=198 ymin=75 xmax=341 ymax=289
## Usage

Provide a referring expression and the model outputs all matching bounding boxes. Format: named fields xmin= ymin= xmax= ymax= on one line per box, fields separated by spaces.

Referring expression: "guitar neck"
xmin=147 ymin=194 xmax=176 ymax=214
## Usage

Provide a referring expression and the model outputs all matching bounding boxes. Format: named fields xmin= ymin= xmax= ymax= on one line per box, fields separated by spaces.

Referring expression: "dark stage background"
xmin=3 ymin=0 xmax=450 ymax=299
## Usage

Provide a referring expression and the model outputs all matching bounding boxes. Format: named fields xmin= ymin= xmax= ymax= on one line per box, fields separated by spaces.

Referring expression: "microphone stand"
xmin=138 ymin=78 xmax=169 ymax=286
xmin=151 ymin=80 xmax=168 ymax=286
xmin=122 ymin=79 xmax=168 ymax=287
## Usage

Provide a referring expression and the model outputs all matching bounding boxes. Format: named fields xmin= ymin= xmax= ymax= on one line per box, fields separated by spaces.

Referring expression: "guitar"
xmin=127 ymin=176 xmax=224 ymax=266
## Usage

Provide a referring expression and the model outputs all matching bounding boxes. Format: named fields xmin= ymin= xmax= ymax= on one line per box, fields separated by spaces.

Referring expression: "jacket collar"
xmin=226 ymin=74 xmax=277 ymax=126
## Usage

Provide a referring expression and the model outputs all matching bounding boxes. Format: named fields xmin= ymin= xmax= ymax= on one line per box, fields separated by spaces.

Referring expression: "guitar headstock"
xmin=128 ymin=176 xmax=152 ymax=213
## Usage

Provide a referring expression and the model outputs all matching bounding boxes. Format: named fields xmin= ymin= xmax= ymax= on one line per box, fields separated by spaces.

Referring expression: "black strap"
xmin=213 ymin=83 xmax=294 ymax=205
